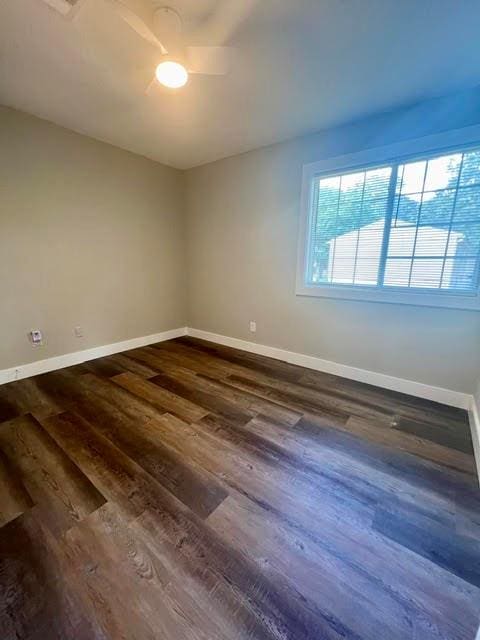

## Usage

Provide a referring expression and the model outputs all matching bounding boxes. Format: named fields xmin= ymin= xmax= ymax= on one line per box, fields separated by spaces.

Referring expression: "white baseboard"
xmin=469 ymin=397 xmax=480 ymax=485
xmin=0 ymin=327 xmax=187 ymax=385
xmin=187 ymin=327 xmax=472 ymax=411
xmin=2 ymin=323 xmax=478 ymax=481
xmin=0 ymin=324 xmax=473 ymax=413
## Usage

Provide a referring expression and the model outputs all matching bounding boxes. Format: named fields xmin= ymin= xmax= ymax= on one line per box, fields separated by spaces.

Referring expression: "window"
xmin=297 ymin=141 xmax=480 ymax=309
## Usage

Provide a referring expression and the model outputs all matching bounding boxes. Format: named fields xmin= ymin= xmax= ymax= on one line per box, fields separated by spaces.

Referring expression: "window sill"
xmin=295 ymin=283 xmax=480 ymax=310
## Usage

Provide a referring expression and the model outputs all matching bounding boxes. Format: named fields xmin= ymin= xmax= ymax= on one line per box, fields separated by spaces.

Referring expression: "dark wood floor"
xmin=0 ymin=336 xmax=479 ymax=640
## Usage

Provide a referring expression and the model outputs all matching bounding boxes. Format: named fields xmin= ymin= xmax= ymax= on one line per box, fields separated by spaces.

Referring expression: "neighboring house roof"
xmin=325 ymin=219 xmax=465 ymax=287
xmin=328 ymin=218 xmax=463 ymax=256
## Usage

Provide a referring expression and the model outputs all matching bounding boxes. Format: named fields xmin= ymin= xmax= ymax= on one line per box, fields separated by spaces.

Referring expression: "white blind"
xmin=306 ymin=147 xmax=480 ymax=294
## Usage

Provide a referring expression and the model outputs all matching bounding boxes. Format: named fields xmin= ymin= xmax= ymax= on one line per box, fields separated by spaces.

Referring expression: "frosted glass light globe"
xmin=155 ymin=61 xmax=188 ymax=88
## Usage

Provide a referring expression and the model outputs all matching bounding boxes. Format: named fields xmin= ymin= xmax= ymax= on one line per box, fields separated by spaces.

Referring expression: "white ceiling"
xmin=2 ymin=0 xmax=480 ymax=169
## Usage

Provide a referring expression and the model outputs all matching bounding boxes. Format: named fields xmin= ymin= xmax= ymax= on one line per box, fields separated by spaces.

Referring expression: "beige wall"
xmin=2 ymin=98 xmax=479 ymax=394
xmin=185 ymin=101 xmax=480 ymax=394
xmin=0 ymin=107 xmax=186 ymax=369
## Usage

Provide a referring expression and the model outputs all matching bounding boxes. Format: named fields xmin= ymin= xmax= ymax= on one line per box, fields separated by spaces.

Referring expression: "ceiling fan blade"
xmin=104 ymin=0 xmax=168 ymax=54
xmin=75 ymin=0 xmax=159 ymax=90
xmin=41 ymin=0 xmax=89 ymax=18
xmin=145 ymin=74 xmax=158 ymax=95
xmin=186 ymin=46 xmax=232 ymax=75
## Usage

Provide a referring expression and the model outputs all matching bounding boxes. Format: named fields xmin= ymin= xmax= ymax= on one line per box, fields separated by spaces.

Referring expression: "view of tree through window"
xmin=306 ymin=148 xmax=480 ymax=293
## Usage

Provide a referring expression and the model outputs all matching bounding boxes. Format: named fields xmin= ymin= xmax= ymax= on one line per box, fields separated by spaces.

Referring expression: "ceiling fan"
xmin=41 ymin=0 xmax=254 ymax=90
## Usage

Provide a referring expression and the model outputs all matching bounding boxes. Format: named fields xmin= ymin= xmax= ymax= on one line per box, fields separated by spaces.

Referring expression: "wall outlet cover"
xmin=30 ymin=329 xmax=43 ymax=345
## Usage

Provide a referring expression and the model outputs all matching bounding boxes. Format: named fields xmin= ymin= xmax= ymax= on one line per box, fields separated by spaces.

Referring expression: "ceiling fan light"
xmin=155 ymin=61 xmax=188 ymax=89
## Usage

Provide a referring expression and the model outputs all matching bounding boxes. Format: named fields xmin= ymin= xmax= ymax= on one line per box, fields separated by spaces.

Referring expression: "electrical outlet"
xmin=74 ymin=326 xmax=84 ymax=338
xmin=30 ymin=329 xmax=43 ymax=346
xmin=249 ymin=321 xmax=257 ymax=333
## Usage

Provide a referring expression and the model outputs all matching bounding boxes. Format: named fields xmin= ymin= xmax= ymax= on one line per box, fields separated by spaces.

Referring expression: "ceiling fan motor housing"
xmin=153 ymin=6 xmax=183 ymax=37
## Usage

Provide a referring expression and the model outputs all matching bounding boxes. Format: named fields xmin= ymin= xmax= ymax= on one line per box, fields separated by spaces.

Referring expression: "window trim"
xmin=296 ymin=125 xmax=480 ymax=310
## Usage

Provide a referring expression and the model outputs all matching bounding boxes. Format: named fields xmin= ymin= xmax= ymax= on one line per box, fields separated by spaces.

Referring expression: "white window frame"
xmin=296 ymin=126 xmax=480 ymax=310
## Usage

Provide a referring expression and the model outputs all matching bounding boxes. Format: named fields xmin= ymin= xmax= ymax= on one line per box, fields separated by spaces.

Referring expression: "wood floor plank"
xmin=63 ymin=503 xmax=181 ymax=640
xmin=188 ymin=416 xmax=476 ymax=584
xmin=77 ymin=353 xmax=161 ymax=379
xmin=0 ymin=414 xmax=106 ymax=536
xmin=225 ymin=373 xmax=351 ymax=425
xmin=228 ymin=376 xmax=475 ymax=473
xmin=0 ymin=377 xmax=63 ymax=422
xmin=81 ymin=357 xmax=132 ymax=379
xmin=113 ymin=372 xmax=209 ymax=423
xmin=300 ymin=369 xmax=471 ymax=431
xmin=0 ymin=448 xmax=34 ymax=529
xmin=170 ymin=336 xmax=304 ymax=382
xmin=0 ymin=337 xmax=478 ymax=640
xmin=150 ymin=372 xmax=257 ymax=427
xmin=179 ymin=370 xmax=302 ymax=426
xmin=169 ymin=337 xmax=472 ymax=438
xmin=393 ymin=414 xmax=474 ymax=454
xmin=166 ymin=338 xmax=473 ymax=452
xmin=32 ymin=368 xmax=86 ymax=409
xmin=345 ymin=415 xmax=477 ymax=476
xmin=42 ymin=411 xmax=352 ymax=640
xmin=204 ymin=481 xmax=480 ymax=640
xmin=181 ymin=415 xmax=480 ymax=621
xmin=0 ymin=392 xmax=20 ymax=423
xmin=52 ymin=372 xmax=229 ymax=519
xmin=240 ymin=415 xmax=470 ymax=514
xmin=206 ymin=491 xmax=459 ymax=640
xmin=0 ymin=509 xmax=107 ymax=640
xmin=153 ymin=339 xmax=308 ymax=390
xmin=179 ymin=349 xmax=397 ymax=425
xmin=124 ymin=348 xmax=303 ymax=427
xmin=107 ymin=352 xmax=160 ymax=378
xmin=373 ymin=502 xmax=480 ymax=589
xmin=193 ymin=409 xmax=449 ymax=524
xmin=132 ymin=343 xmax=235 ymax=379
xmin=175 ymin=334 xmax=466 ymax=449
xmin=65 ymin=501 xmax=251 ymax=640
xmin=165 ymin=413 xmax=375 ymax=532
xmin=294 ymin=416 xmax=478 ymax=503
